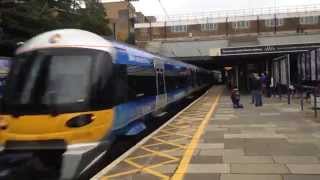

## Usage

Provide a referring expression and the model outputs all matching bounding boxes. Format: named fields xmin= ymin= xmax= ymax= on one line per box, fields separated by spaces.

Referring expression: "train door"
xmin=154 ymin=60 xmax=167 ymax=109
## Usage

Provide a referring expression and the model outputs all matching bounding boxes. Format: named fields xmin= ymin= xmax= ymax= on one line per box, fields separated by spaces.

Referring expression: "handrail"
xmin=147 ymin=4 xmax=320 ymax=22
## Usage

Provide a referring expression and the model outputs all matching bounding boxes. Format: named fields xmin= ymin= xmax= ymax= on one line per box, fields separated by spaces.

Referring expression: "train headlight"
xmin=0 ymin=117 xmax=8 ymax=130
xmin=66 ymin=114 xmax=95 ymax=128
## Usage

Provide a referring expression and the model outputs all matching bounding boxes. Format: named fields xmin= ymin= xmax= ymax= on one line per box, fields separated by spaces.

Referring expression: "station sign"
xmin=220 ymin=43 xmax=320 ymax=56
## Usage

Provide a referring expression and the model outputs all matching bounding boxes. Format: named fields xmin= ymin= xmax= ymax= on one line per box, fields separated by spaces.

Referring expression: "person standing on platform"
xmin=249 ymin=73 xmax=255 ymax=104
xmin=231 ymin=87 xmax=243 ymax=109
xmin=252 ymin=73 xmax=263 ymax=107
xmin=265 ymin=73 xmax=271 ymax=97
xmin=260 ymin=73 xmax=267 ymax=96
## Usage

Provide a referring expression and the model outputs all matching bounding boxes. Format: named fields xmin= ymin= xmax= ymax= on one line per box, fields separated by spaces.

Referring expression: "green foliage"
xmin=0 ymin=0 xmax=112 ymax=42
xmin=78 ymin=0 xmax=112 ymax=35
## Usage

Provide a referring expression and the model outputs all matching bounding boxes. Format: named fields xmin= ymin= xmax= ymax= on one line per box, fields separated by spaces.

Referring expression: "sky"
xmin=103 ymin=0 xmax=320 ymax=17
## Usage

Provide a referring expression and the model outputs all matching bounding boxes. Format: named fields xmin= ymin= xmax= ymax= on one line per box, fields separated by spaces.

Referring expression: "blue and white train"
xmin=0 ymin=29 xmax=213 ymax=179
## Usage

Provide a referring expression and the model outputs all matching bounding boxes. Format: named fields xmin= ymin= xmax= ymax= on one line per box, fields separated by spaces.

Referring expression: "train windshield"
xmin=1 ymin=48 xmax=112 ymax=115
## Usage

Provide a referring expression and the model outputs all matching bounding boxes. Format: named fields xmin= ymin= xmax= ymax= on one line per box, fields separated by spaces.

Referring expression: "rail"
xmin=146 ymin=4 xmax=320 ymax=22
xmin=294 ymin=85 xmax=319 ymax=117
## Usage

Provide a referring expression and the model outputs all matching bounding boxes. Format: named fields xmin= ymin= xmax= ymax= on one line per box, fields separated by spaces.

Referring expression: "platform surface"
xmin=93 ymin=87 xmax=320 ymax=180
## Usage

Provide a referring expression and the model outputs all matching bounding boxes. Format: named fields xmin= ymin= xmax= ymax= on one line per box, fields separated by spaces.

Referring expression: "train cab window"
xmin=2 ymin=48 xmax=112 ymax=115
xmin=91 ymin=52 xmax=114 ymax=107
xmin=127 ymin=64 xmax=156 ymax=100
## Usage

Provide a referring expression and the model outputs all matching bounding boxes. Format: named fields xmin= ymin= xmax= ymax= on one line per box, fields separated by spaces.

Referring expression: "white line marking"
xmin=80 ymin=151 xmax=108 ymax=175
xmin=91 ymin=89 xmax=210 ymax=180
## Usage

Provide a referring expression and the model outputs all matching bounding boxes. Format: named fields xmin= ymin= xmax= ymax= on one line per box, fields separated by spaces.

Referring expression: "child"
xmin=231 ymin=88 xmax=243 ymax=108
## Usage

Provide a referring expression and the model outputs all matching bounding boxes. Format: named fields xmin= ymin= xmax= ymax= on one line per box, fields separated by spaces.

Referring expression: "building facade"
xmin=102 ymin=1 xmax=136 ymax=42
xmin=134 ymin=5 xmax=320 ymax=50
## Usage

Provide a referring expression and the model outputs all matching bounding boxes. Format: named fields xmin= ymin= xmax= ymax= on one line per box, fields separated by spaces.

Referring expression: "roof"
xmin=110 ymin=40 xmax=200 ymax=69
xmin=16 ymin=29 xmax=114 ymax=55
xmin=15 ymin=29 xmax=205 ymax=71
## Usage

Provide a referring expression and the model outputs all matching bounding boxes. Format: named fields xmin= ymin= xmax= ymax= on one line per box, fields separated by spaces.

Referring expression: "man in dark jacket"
xmin=251 ymin=73 xmax=263 ymax=107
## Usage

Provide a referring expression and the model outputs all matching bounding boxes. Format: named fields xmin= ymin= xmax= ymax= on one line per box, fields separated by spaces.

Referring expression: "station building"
xmin=134 ymin=5 xmax=320 ymax=92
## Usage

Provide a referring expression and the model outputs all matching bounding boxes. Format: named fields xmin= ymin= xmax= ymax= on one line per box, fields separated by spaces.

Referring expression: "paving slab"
xmin=191 ymin=156 xmax=223 ymax=164
xmin=221 ymin=174 xmax=282 ymax=180
xmin=183 ymin=173 xmax=220 ymax=180
xmin=286 ymin=164 xmax=320 ymax=174
xmin=283 ymin=175 xmax=320 ymax=180
xmin=273 ymin=156 xmax=319 ymax=164
xmin=197 ymin=143 xmax=224 ymax=149
xmin=231 ymin=164 xmax=290 ymax=174
xmin=184 ymin=164 xmax=230 ymax=174
xmin=223 ymin=156 xmax=274 ymax=163
xmin=199 ymin=149 xmax=244 ymax=157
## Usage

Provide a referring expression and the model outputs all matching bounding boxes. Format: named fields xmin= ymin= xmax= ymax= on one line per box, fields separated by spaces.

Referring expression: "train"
xmin=0 ymin=29 xmax=213 ymax=179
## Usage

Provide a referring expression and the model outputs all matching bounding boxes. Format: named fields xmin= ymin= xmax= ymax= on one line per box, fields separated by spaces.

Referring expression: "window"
xmin=201 ymin=23 xmax=217 ymax=31
xmin=139 ymin=28 xmax=148 ymax=33
xmin=127 ymin=65 xmax=157 ymax=99
xmin=170 ymin=25 xmax=187 ymax=33
xmin=3 ymin=48 xmax=115 ymax=115
xmin=265 ymin=18 xmax=284 ymax=27
xmin=165 ymin=64 xmax=191 ymax=92
xmin=300 ymin=16 xmax=319 ymax=25
xmin=232 ymin=21 xmax=249 ymax=29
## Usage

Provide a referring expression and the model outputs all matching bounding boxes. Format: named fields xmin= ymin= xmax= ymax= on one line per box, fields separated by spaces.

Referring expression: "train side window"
xmin=112 ymin=64 xmax=129 ymax=104
xmin=127 ymin=64 xmax=156 ymax=100
xmin=165 ymin=64 xmax=179 ymax=92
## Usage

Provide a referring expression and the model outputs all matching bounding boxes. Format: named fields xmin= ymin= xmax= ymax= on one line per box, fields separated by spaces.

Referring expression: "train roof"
xmin=16 ymin=29 xmax=114 ymax=55
xmin=16 ymin=29 xmax=208 ymax=72
xmin=110 ymin=40 xmax=202 ymax=70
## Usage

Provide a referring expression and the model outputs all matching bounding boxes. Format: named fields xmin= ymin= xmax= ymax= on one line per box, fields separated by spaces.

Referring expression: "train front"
xmin=0 ymin=29 xmax=116 ymax=179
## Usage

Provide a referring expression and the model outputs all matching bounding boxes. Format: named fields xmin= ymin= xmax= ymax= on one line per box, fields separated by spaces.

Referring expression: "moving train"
xmin=0 ymin=29 xmax=213 ymax=179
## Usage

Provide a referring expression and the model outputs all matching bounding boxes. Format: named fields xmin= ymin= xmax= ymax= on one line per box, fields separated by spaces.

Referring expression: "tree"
xmin=0 ymin=0 xmax=112 ymax=42
xmin=77 ymin=0 xmax=112 ymax=35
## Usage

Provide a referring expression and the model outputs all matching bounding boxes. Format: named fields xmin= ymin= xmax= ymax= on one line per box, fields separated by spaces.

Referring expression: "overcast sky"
xmin=128 ymin=0 xmax=320 ymax=16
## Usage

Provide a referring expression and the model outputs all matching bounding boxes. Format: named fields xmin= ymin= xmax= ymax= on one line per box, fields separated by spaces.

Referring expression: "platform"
xmin=92 ymin=86 xmax=320 ymax=180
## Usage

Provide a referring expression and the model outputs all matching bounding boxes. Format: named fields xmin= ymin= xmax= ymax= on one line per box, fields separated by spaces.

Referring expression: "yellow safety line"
xmin=171 ymin=89 xmax=222 ymax=180
xmin=151 ymin=137 xmax=186 ymax=149
xmin=161 ymin=136 xmax=191 ymax=143
xmin=104 ymin=169 xmax=140 ymax=178
xmin=127 ymin=152 xmax=155 ymax=160
xmin=140 ymin=147 xmax=180 ymax=161
xmin=143 ymin=142 xmax=166 ymax=148
xmin=167 ymin=124 xmax=190 ymax=129
xmin=146 ymin=159 xmax=179 ymax=169
xmin=156 ymin=131 xmax=193 ymax=138
xmin=125 ymin=159 xmax=170 ymax=179
xmin=129 ymin=146 xmax=183 ymax=160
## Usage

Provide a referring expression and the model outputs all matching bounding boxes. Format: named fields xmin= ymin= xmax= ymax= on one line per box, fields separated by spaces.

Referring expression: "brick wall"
xmin=135 ymin=16 xmax=320 ymax=44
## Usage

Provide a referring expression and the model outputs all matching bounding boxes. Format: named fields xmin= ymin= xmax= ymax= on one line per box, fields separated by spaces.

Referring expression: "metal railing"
xmin=150 ymin=4 xmax=320 ymax=22
xmin=292 ymin=85 xmax=319 ymax=118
